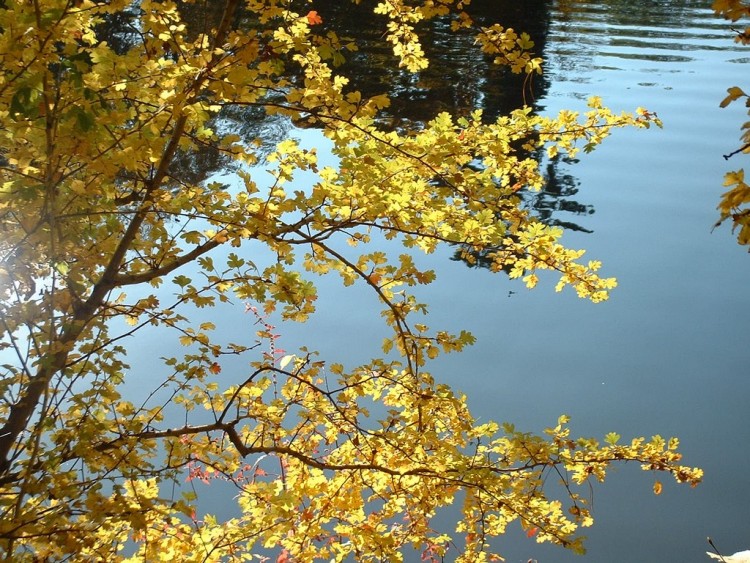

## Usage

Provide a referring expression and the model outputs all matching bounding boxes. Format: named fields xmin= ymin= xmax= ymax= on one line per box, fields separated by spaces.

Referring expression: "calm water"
xmin=273 ymin=2 xmax=750 ymax=562
xmin=525 ymin=3 xmax=750 ymax=562
xmin=127 ymin=2 xmax=750 ymax=561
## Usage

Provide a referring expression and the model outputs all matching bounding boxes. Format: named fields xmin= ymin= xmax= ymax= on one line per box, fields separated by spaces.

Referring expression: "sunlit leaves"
xmin=475 ymin=25 xmax=543 ymax=75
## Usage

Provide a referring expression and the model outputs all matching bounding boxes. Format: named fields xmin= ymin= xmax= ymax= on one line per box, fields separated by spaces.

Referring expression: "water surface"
xmin=127 ymin=2 xmax=750 ymax=561
xmin=280 ymin=2 xmax=750 ymax=561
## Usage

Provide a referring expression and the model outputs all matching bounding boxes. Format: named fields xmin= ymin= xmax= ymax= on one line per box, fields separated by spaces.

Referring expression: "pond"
xmin=123 ymin=1 xmax=749 ymax=561
xmin=267 ymin=1 xmax=750 ymax=562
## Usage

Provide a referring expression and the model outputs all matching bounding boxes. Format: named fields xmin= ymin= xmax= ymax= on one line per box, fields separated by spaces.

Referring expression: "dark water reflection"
xmin=315 ymin=0 xmax=600 ymax=241
xmin=315 ymin=0 xmax=552 ymax=123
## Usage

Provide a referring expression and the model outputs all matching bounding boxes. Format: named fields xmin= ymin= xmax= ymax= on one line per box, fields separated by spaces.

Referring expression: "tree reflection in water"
xmin=98 ymin=0 xmax=596 ymax=248
xmin=318 ymin=1 xmax=600 ymax=275
xmin=317 ymin=0 xmax=598 ymax=255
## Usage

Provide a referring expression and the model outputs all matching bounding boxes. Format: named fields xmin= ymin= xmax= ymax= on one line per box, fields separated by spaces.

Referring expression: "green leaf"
xmin=73 ymin=107 xmax=95 ymax=132
xmin=604 ymin=432 xmax=621 ymax=445
xmin=173 ymin=275 xmax=191 ymax=287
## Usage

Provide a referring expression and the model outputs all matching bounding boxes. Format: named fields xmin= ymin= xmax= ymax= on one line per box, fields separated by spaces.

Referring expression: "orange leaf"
xmin=209 ymin=362 xmax=221 ymax=374
xmin=526 ymin=526 xmax=538 ymax=538
xmin=306 ymin=10 xmax=322 ymax=25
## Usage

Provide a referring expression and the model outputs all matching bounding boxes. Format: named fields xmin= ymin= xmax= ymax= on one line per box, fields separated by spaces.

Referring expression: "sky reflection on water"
xmin=280 ymin=3 xmax=750 ymax=562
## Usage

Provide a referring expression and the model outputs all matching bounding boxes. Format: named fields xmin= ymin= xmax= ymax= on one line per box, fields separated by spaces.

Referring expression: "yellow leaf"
xmin=279 ymin=354 xmax=295 ymax=369
xmin=720 ymin=86 xmax=746 ymax=108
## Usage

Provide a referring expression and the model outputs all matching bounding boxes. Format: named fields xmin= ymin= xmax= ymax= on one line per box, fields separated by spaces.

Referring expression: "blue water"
xmin=275 ymin=3 xmax=750 ymax=562
xmin=123 ymin=2 xmax=750 ymax=561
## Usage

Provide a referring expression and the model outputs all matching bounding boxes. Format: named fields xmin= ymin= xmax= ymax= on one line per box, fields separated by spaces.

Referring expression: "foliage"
xmin=714 ymin=0 xmax=750 ymax=246
xmin=0 ymin=1 xmax=701 ymax=561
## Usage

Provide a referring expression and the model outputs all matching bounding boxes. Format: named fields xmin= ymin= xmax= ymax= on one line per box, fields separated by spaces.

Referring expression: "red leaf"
xmin=526 ymin=527 xmax=538 ymax=538
xmin=306 ymin=10 xmax=322 ymax=25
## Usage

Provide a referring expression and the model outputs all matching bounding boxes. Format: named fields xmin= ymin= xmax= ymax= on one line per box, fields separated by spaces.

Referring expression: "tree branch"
xmin=723 ymin=142 xmax=750 ymax=160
